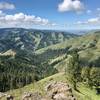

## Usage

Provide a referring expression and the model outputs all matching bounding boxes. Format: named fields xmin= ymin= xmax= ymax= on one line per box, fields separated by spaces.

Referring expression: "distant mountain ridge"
xmin=0 ymin=28 xmax=78 ymax=52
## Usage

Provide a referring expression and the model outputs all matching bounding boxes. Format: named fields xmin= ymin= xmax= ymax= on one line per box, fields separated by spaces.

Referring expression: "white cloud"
xmin=0 ymin=10 xmax=5 ymax=16
xmin=77 ymin=17 xmax=100 ymax=25
xmin=86 ymin=10 xmax=92 ymax=14
xmin=88 ymin=18 xmax=100 ymax=23
xmin=0 ymin=2 xmax=15 ymax=10
xmin=0 ymin=11 xmax=56 ymax=28
xmin=58 ymin=0 xmax=84 ymax=13
xmin=76 ymin=21 xmax=87 ymax=25
xmin=97 ymin=8 xmax=100 ymax=11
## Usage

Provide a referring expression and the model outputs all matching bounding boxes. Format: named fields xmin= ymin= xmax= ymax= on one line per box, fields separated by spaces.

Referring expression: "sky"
xmin=0 ymin=0 xmax=100 ymax=30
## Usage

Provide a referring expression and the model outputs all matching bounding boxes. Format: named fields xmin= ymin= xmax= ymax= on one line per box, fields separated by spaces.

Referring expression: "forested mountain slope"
xmin=0 ymin=28 xmax=77 ymax=92
xmin=35 ymin=30 xmax=100 ymax=66
xmin=0 ymin=28 xmax=77 ymax=52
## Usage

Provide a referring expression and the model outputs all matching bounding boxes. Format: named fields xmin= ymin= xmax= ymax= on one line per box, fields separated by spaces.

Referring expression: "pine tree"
xmin=66 ymin=51 xmax=80 ymax=90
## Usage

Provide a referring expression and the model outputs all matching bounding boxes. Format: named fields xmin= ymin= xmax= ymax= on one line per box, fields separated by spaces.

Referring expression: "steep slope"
xmin=0 ymin=28 xmax=77 ymax=52
xmin=35 ymin=31 xmax=100 ymax=66
xmin=1 ymin=73 xmax=100 ymax=100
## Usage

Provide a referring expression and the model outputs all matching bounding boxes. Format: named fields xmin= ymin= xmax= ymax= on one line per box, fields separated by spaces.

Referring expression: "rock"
xmin=45 ymin=81 xmax=57 ymax=92
xmin=41 ymin=98 xmax=51 ymax=100
xmin=53 ymin=93 xmax=68 ymax=100
xmin=68 ymin=96 xmax=76 ymax=100
xmin=32 ymin=92 xmax=42 ymax=100
xmin=0 ymin=92 xmax=5 ymax=98
xmin=6 ymin=95 xmax=14 ymax=100
xmin=22 ymin=92 xmax=31 ymax=100
xmin=45 ymin=82 xmax=71 ymax=93
xmin=44 ymin=81 xmax=76 ymax=100
xmin=21 ymin=81 xmax=76 ymax=100
xmin=22 ymin=92 xmax=42 ymax=100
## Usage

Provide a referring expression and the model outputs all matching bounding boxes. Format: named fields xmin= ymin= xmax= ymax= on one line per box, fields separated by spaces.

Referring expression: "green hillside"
xmin=1 ymin=73 xmax=100 ymax=100
xmin=35 ymin=31 xmax=100 ymax=66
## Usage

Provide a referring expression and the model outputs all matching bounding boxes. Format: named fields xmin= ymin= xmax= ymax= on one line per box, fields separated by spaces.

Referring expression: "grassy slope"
xmin=35 ymin=32 xmax=100 ymax=67
xmin=35 ymin=32 xmax=100 ymax=55
xmin=2 ymin=73 xmax=100 ymax=100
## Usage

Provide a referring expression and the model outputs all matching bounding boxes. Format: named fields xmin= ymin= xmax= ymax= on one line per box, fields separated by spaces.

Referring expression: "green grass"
xmin=1 ymin=73 xmax=100 ymax=100
xmin=35 ymin=32 xmax=100 ymax=70
xmin=2 ymin=73 xmax=67 ymax=100
xmin=77 ymin=83 xmax=100 ymax=100
xmin=35 ymin=32 xmax=100 ymax=59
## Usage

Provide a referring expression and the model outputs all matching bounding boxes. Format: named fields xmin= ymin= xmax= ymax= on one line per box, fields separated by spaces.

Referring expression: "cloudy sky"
xmin=0 ymin=0 xmax=100 ymax=30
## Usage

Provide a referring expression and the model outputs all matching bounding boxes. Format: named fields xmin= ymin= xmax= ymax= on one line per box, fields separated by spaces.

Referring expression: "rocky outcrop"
xmin=44 ymin=81 xmax=76 ymax=100
xmin=6 ymin=95 xmax=14 ymax=100
xmin=21 ymin=81 xmax=76 ymax=100
xmin=0 ymin=93 xmax=14 ymax=100
xmin=22 ymin=92 xmax=42 ymax=100
xmin=0 ymin=92 xmax=6 ymax=99
xmin=1 ymin=81 xmax=76 ymax=100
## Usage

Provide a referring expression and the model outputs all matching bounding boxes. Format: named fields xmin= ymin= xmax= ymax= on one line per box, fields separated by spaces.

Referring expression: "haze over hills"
xmin=67 ymin=29 xmax=91 ymax=35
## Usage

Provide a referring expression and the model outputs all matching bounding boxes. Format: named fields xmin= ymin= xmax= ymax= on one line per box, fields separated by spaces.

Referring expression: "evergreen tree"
xmin=66 ymin=51 xmax=80 ymax=90
xmin=90 ymin=67 xmax=100 ymax=89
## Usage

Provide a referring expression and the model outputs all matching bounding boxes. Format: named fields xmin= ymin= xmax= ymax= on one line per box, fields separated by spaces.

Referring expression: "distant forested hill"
xmin=0 ymin=28 xmax=77 ymax=52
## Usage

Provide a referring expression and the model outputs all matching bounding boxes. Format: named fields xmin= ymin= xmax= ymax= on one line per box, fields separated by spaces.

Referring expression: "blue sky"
xmin=0 ymin=0 xmax=100 ymax=30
